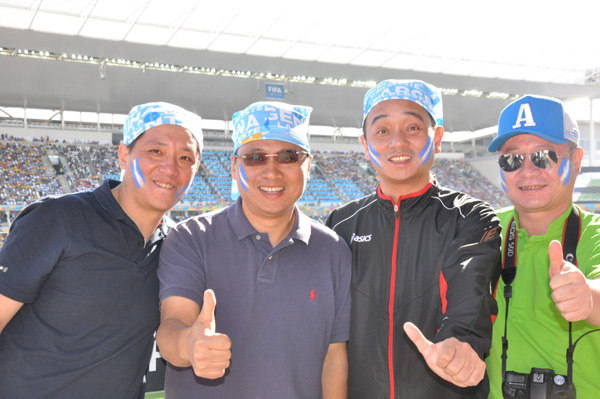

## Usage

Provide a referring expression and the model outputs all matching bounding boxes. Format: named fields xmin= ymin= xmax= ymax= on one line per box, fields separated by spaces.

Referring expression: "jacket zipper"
xmin=388 ymin=201 xmax=400 ymax=398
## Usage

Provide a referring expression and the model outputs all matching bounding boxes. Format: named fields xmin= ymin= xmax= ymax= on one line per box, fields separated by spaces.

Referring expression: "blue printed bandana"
xmin=363 ymin=79 xmax=443 ymax=127
xmin=231 ymin=101 xmax=312 ymax=154
xmin=123 ymin=102 xmax=203 ymax=150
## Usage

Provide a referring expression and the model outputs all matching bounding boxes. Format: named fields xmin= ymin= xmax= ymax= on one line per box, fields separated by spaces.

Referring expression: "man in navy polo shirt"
xmin=156 ymin=101 xmax=352 ymax=398
xmin=0 ymin=102 xmax=203 ymax=399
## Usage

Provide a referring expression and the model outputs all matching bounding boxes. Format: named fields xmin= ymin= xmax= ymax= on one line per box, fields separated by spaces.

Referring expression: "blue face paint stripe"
xmin=500 ymin=169 xmax=508 ymax=193
xmin=368 ymin=142 xmax=381 ymax=168
xmin=419 ymin=136 xmax=433 ymax=165
xmin=558 ymin=158 xmax=567 ymax=176
xmin=174 ymin=178 xmax=194 ymax=204
xmin=239 ymin=164 xmax=249 ymax=192
xmin=134 ymin=158 xmax=146 ymax=184
xmin=130 ymin=157 xmax=147 ymax=190
xmin=560 ymin=159 xmax=572 ymax=186
xmin=130 ymin=159 xmax=142 ymax=190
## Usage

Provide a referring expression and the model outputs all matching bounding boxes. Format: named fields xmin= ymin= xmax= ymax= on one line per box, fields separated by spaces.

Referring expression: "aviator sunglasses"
xmin=498 ymin=149 xmax=571 ymax=172
xmin=235 ymin=149 xmax=309 ymax=167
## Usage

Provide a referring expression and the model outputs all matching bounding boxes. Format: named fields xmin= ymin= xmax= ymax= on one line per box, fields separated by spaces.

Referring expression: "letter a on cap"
xmin=512 ymin=103 xmax=536 ymax=129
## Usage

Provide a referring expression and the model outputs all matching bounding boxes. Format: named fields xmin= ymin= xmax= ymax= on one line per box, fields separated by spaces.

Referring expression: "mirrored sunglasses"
xmin=236 ymin=149 xmax=308 ymax=167
xmin=498 ymin=149 xmax=570 ymax=172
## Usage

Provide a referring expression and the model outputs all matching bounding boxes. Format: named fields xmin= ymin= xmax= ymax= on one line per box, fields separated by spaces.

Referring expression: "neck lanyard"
xmin=500 ymin=207 xmax=580 ymax=381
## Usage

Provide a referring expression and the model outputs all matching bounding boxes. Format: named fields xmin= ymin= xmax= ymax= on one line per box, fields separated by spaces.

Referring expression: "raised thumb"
xmin=198 ymin=289 xmax=217 ymax=334
xmin=403 ymin=322 xmax=432 ymax=355
xmin=548 ymin=240 xmax=565 ymax=279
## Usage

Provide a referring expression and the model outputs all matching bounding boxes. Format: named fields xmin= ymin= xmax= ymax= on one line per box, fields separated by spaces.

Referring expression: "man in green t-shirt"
xmin=485 ymin=95 xmax=600 ymax=398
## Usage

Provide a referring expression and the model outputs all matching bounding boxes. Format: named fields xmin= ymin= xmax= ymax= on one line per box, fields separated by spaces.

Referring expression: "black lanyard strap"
xmin=500 ymin=207 xmax=580 ymax=381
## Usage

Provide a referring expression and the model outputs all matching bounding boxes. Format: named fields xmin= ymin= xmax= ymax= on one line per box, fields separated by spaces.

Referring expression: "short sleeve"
xmin=329 ymin=240 xmax=352 ymax=343
xmin=0 ymin=200 xmax=68 ymax=303
xmin=158 ymin=220 xmax=207 ymax=308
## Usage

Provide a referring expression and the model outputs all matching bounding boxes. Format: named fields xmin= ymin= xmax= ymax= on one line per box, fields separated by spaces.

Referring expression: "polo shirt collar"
xmin=94 ymin=179 xmax=128 ymax=221
xmin=513 ymin=204 xmax=574 ymax=239
xmin=229 ymin=197 xmax=311 ymax=245
xmin=93 ymin=179 xmax=170 ymax=242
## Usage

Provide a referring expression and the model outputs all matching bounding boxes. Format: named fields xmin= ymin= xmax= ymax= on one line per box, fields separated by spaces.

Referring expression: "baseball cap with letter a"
xmin=488 ymin=95 xmax=579 ymax=152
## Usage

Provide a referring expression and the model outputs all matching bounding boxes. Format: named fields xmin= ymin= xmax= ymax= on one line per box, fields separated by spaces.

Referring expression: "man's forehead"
xmin=501 ymin=133 xmax=561 ymax=151
xmin=136 ymin=125 xmax=199 ymax=154
xmin=238 ymin=139 xmax=302 ymax=152
xmin=368 ymin=99 xmax=430 ymax=124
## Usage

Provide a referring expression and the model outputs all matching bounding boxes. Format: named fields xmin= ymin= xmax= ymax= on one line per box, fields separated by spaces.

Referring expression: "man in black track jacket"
xmin=326 ymin=79 xmax=501 ymax=399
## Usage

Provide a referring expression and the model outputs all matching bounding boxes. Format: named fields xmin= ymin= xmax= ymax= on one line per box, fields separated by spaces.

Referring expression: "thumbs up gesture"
xmin=403 ymin=322 xmax=485 ymax=387
xmin=548 ymin=240 xmax=592 ymax=322
xmin=185 ymin=289 xmax=232 ymax=379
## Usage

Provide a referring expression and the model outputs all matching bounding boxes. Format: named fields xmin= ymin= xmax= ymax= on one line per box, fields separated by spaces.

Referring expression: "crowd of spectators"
xmin=55 ymin=145 xmax=104 ymax=192
xmin=88 ymin=145 xmax=121 ymax=177
xmin=432 ymin=159 xmax=510 ymax=209
xmin=0 ymin=142 xmax=64 ymax=206
xmin=0 ymin=140 xmax=512 ymax=227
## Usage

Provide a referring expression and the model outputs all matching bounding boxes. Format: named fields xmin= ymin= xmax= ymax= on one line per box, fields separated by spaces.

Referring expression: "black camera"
xmin=502 ymin=368 xmax=575 ymax=399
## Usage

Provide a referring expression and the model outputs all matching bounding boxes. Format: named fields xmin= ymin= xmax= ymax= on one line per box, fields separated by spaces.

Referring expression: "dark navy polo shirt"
xmin=158 ymin=198 xmax=351 ymax=399
xmin=0 ymin=180 xmax=170 ymax=399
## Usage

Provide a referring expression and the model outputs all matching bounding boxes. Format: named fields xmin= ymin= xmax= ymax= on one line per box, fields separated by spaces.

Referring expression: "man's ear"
xmin=117 ymin=144 xmax=129 ymax=169
xmin=433 ymin=126 xmax=444 ymax=154
xmin=360 ymin=135 xmax=370 ymax=161
xmin=572 ymin=146 xmax=584 ymax=175
xmin=230 ymin=155 xmax=238 ymax=180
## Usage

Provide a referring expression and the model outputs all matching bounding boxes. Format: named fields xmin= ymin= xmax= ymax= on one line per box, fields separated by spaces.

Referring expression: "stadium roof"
xmin=1 ymin=0 xmax=599 ymax=133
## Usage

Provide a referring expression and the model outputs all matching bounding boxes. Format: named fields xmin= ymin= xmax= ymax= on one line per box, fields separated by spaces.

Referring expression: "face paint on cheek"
xmin=130 ymin=157 xmax=146 ymax=190
xmin=419 ymin=135 xmax=434 ymax=165
xmin=173 ymin=177 xmax=194 ymax=205
xmin=238 ymin=164 xmax=249 ymax=193
xmin=367 ymin=142 xmax=382 ymax=168
xmin=558 ymin=158 xmax=572 ymax=186
xmin=500 ymin=169 xmax=508 ymax=193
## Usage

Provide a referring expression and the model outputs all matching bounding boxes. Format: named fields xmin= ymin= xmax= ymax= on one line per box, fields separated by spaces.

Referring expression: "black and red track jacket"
xmin=326 ymin=180 xmax=501 ymax=399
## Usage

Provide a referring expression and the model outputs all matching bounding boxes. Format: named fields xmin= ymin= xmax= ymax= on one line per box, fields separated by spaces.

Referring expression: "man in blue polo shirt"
xmin=0 ymin=102 xmax=203 ymax=399
xmin=156 ymin=101 xmax=352 ymax=398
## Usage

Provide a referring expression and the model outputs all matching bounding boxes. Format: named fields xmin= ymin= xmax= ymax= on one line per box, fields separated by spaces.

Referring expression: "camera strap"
xmin=500 ymin=206 xmax=580 ymax=382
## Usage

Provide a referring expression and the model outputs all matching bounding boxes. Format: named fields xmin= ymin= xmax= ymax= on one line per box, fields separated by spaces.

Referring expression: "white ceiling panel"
xmin=524 ymin=68 xmax=572 ymax=83
xmin=261 ymin=14 xmax=316 ymax=43
xmin=38 ymin=0 xmax=95 ymax=15
xmin=180 ymin=6 xmax=235 ymax=33
xmin=125 ymin=23 xmax=175 ymax=45
xmin=442 ymin=60 xmax=490 ymax=77
xmin=208 ymin=33 xmax=256 ymax=54
xmin=167 ymin=29 xmax=217 ymax=50
xmin=0 ymin=0 xmax=599 ymax=86
xmin=79 ymin=18 xmax=130 ymax=40
xmin=284 ymin=42 xmax=329 ymax=61
xmin=382 ymin=53 xmax=429 ymax=71
xmin=499 ymin=65 xmax=548 ymax=81
xmin=88 ymin=0 xmax=148 ymax=21
xmin=470 ymin=63 xmax=514 ymax=79
xmin=317 ymin=46 xmax=364 ymax=64
xmin=552 ymin=70 xmax=588 ymax=85
xmin=350 ymin=50 xmax=395 ymax=67
xmin=412 ymin=56 xmax=460 ymax=74
xmin=0 ymin=5 xmax=32 ymax=28
xmin=30 ymin=10 xmax=83 ymax=34
xmin=245 ymin=38 xmax=292 ymax=57
xmin=137 ymin=1 xmax=198 ymax=27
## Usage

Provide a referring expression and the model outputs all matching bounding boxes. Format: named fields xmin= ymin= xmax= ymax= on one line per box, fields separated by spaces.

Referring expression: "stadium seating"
xmin=0 ymin=138 xmax=512 ymax=248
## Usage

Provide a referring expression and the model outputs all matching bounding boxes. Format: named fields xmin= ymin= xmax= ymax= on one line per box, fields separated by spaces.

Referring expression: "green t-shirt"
xmin=486 ymin=205 xmax=600 ymax=399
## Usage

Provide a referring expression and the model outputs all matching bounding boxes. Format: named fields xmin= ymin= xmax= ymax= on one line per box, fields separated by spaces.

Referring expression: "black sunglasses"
xmin=498 ymin=149 xmax=571 ymax=172
xmin=235 ymin=149 xmax=308 ymax=167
